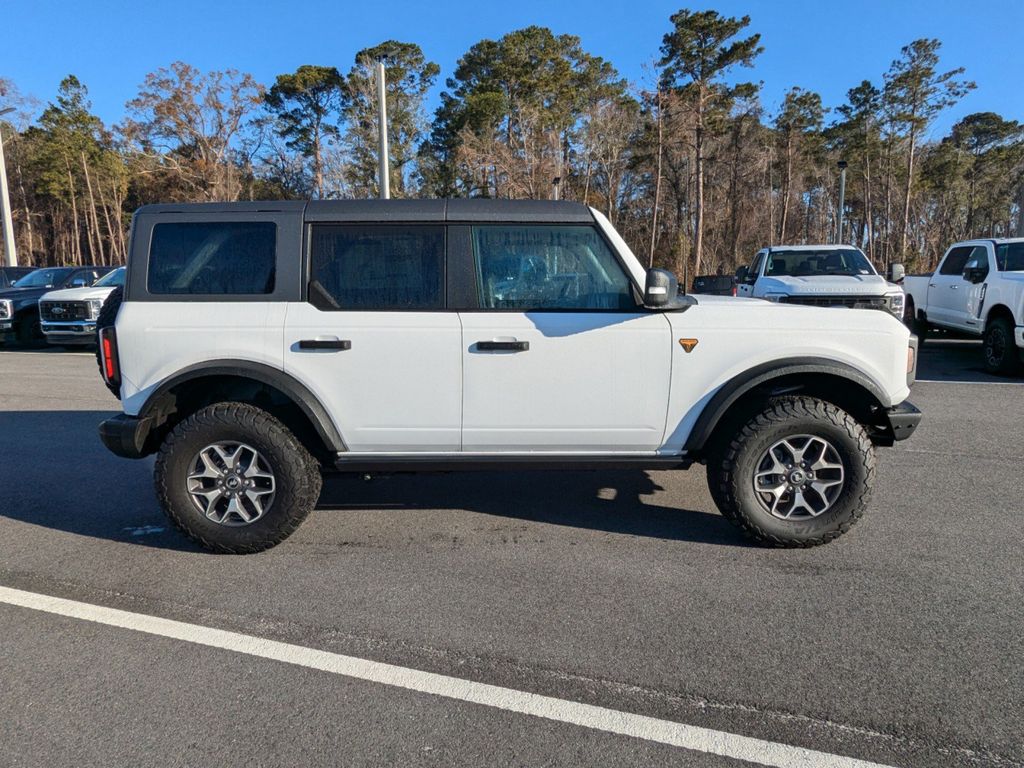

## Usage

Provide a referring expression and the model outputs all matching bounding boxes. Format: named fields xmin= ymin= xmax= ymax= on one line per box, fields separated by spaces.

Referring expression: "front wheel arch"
xmin=686 ymin=362 xmax=889 ymax=458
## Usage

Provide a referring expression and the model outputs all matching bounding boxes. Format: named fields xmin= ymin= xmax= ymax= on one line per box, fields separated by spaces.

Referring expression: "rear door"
xmin=283 ymin=223 xmax=462 ymax=453
xmin=456 ymin=223 xmax=672 ymax=453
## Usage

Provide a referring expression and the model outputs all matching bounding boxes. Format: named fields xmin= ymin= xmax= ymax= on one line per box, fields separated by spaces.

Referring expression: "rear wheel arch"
xmin=685 ymin=359 xmax=890 ymax=457
xmin=984 ymin=303 xmax=1015 ymax=329
xmin=137 ymin=361 xmax=345 ymax=460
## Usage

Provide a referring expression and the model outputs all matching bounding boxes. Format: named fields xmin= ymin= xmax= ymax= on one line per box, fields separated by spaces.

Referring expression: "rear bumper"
xmin=885 ymin=401 xmax=922 ymax=442
xmin=98 ymin=414 xmax=153 ymax=459
xmin=1015 ymin=325 xmax=1024 ymax=349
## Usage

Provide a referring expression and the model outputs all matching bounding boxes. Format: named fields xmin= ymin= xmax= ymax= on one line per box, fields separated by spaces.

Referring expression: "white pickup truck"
xmin=735 ymin=245 xmax=905 ymax=319
xmin=903 ymin=239 xmax=1024 ymax=374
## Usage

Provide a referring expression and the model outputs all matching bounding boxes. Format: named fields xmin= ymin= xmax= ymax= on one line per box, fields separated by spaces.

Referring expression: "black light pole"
xmin=836 ymin=160 xmax=848 ymax=244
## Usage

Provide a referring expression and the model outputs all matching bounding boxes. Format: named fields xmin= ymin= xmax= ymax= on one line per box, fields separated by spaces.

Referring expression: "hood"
xmin=39 ymin=285 xmax=118 ymax=302
xmin=758 ymin=274 xmax=897 ymax=295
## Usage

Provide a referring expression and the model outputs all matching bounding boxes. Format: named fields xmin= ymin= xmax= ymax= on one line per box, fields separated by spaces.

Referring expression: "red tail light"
xmin=731 ymin=284 xmax=737 ymax=297
xmin=100 ymin=327 xmax=120 ymax=388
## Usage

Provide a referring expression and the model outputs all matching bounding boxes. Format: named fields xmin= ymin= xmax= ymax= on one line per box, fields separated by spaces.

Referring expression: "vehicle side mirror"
xmin=644 ymin=268 xmax=678 ymax=308
xmin=963 ymin=266 xmax=986 ymax=284
xmin=734 ymin=266 xmax=748 ymax=282
xmin=69 ymin=277 xmax=89 ymax=287
xmin=887 ymin=263 xmax=905 ymax=283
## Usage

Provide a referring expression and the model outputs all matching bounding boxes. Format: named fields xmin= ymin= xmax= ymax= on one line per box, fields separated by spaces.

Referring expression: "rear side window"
xmin=939 ymin=247 xmax=973 ymax=275
xmin=148 ymin=222 xmax=276 ymax=295
xmin=472 ymin=225 xmax=635 ymax=310
xmin=309 ymin=225 xmax=444 ymax=311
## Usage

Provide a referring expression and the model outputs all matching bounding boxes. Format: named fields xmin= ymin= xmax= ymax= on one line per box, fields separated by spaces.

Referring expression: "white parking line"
xmin=916 ymin=378 xmax=1022 ymax=385
xmin=0 ymin=585 xmax=895 ymax=768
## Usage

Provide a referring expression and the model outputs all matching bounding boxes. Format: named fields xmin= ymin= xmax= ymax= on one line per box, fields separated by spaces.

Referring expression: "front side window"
xmin=472 ymin=225 xmax=635 ymax=310
xmin=748 ymin=252 xmax=765 ymax=280
xmin=996 ymin=243 xmax=1024 ymax=272
xmin=148 ymin=222 xmax=276 ymax=295
xmin=309 ymin=225 xmax=444 ymax=311
xmin=764 ymin=248 xmax=875 ymax=277
xmin=939 ymin=247 xmax=973 ymax=276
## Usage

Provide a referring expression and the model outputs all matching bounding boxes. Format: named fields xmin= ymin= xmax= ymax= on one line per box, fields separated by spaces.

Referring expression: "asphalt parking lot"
xmin=0 ymin=339 xmax=1021 ymax=767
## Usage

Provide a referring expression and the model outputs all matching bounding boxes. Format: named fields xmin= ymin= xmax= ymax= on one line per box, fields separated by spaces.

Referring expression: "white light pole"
xmin=0 ymin=106 xmax=17 ymax=267
xmin=376 ymin=61 xmax=390 ymax=200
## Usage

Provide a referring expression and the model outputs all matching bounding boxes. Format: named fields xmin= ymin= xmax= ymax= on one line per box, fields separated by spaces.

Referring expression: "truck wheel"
xmin=15 ymin=311 xmax=43 ymax=347
xmin=94 ymin=287 xmax=123 ymax=398
xmin=155 ymin=402 xmax=322 ymax=553
xmin=707 ymin=396 xmax=874 ymax=547
xmin=983 ymin=316 xmax=1021 ymax=376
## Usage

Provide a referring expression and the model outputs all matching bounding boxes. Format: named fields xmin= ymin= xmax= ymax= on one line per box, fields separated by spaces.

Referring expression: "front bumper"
xmin=99 ymin=414 xmax=153 ymax=459
xmin=884 ymin=401 xmax=922 ymax=442
xmin=42 ymin=320 xmax=97 ymax=345
xmin=1015 ymin=325 xmax=1024 ymax=349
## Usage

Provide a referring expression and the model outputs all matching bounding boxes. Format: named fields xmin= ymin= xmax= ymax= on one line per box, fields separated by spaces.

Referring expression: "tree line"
xmin=1 ymin=9 xmax=1022 ymax=277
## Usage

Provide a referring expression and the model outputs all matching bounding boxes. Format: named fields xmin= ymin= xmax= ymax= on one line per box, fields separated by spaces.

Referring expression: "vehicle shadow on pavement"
xmin=0 ymin=410 xmax=201 ymax=552
xmin=318 ymin=470 xmax=748 ymax=547
xmin=0 ymin=410 xmax=744 ymax=550
xmin=916 ymin=338 xmax=1022 ymax=383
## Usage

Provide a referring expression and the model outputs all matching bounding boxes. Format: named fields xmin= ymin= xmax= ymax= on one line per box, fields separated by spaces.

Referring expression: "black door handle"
xmin=476 ymin=340 xmax=529 ymax=351
xmin=299 ymin=339 xmax=352 ymax=350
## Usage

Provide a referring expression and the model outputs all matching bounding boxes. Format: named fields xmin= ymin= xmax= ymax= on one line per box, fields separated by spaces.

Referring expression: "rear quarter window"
xmin=147 ymin=222 xmax=276 ymax=295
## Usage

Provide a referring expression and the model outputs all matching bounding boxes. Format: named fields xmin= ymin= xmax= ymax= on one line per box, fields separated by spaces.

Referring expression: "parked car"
xmin=0 ymin=266 xmax=36 ymax=290
xmin=38 ymin=266 xmax=126 ymax=347
xmin=691 ymin=274 xmax=736 ymax=296
xmin=97 ymin=200 xmax=920 ymax=554
xmin=903 ymin=238 xmax=1024 ymax=374
xmin=0 ymin=266 xmax=114 ymax=346
xmin=735 ymin=245 xmax=905 ymax=318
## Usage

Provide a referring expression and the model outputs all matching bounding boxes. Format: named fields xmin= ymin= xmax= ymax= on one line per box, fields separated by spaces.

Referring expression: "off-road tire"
xmin=155 ymin=402 xmax=322 ymax=553
xmin=707 ymin=396 xmax=875 ymax=547
xmin=94 ymin=286 xmax=123 ymax=398
xmin=983 ymin=316 xmax=1021 ymax=376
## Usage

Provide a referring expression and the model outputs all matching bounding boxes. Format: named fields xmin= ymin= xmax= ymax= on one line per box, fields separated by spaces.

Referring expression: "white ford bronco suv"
xmin=97 ymin=200 xmax=921 ymax=553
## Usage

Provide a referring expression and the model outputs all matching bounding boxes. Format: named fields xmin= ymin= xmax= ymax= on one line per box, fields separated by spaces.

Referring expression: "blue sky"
xmin=2 ymin=0 xmax=1021 ymax=138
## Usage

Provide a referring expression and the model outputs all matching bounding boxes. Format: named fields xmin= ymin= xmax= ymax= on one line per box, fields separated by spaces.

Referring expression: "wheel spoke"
xmin=188 ymin=441 xmax=276 ymax=527
xmin=753 ymin=433 xmax=846 ymax=520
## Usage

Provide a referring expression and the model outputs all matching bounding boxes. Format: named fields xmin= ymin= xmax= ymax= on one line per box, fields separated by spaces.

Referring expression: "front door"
xmin=457 ymin=224 xmax=672 ymax=453
xmin=284 ymin=223 xmax=462 ymax=453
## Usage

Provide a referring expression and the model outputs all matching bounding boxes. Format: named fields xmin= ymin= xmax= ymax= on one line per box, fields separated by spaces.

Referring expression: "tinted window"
xmin=148 ymin=222 xmax=276 ymax=295
xmin=765 ymin=248 xmax=874 ymax=277
xmin=939 ymin=247 xmax=973 ymax=275
xmin=12 ymin=268 xmax=73 ymax=288
xmin=473 ymin=225 xmax=635 ymax=310
xmin=309 ymin=225 xmax=444 ymax=310
xmin=996 ymin=243 xmax=1024 ymax=272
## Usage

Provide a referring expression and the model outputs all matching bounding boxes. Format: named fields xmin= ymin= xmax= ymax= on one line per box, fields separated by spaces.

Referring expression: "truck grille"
xmin=779 ymin=295 xmax=889 ymax=309
xmin=40 ymin=300 xmax=90 ymax=321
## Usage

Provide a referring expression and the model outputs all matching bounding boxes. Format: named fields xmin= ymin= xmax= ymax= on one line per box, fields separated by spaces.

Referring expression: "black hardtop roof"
xmin=134 ymin=198 xmax=594 ymax=224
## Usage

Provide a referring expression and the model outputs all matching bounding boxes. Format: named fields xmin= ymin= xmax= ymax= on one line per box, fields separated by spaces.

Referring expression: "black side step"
xmin=330 ymin=455 xmax=692 ymax=474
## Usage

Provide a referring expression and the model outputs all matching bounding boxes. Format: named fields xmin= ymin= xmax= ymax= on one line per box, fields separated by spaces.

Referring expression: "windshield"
xmin=94 ymin=267 xmax=125 ymax=287
xmin=996 ymin=243 xmax=1024 ymax=272
xmin=764 ymin=249 xmax=876 ymax=277
xmin=11 ymin=268 xmax=71 ymax=288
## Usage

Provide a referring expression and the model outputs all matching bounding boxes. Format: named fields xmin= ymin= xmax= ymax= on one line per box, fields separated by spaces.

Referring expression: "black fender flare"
xmin=683 ymin=357 xmax=889 ymax=453
xmin=138 ymin=360 xmax=345 ymax=452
